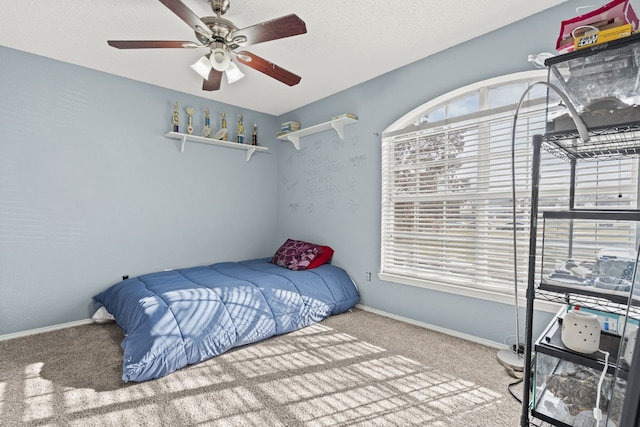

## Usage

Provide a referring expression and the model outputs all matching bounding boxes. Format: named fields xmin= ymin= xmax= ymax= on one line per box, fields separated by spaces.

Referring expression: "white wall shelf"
xmin=165 ymin=131 xmax=268 ymax=161
xmin=277 ymin=116 xmax=358 ymax=150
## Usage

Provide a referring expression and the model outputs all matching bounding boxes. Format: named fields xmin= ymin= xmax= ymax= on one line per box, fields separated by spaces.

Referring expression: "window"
xmin=380 ymin=71 xmax=638 ymax=304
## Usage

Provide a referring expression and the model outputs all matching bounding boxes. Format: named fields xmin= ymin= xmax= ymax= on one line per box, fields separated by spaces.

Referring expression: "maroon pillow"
xmin=308 ymin=245 xmax=334 ymax=269
xmin=271 ymin=239 xmax=321 ymax=270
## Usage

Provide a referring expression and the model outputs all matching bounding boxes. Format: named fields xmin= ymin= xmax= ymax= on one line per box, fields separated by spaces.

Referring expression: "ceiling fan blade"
xmin=203 ymin=69 xmax=223 ymax=91
xmin=158 ymin=0 xmax=213 ymax=40
xmin=108 ymin=40 xmax=200 ymax=49
xmin=236 ymin=51 xmax=301 ymax=87
xmin=230 ymin=14 xmax=307 ymax=47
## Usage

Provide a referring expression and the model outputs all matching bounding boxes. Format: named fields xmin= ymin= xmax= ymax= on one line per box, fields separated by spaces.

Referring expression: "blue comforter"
xmin=93 ymin=258 xmax=360 ymax=382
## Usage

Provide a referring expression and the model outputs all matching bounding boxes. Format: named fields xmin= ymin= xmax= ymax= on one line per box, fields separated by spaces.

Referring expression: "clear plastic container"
xmin=545 ymin=33 xmax=640 ymax=132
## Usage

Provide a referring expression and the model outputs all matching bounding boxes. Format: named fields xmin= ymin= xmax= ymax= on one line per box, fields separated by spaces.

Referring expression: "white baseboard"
xmin=0 ymin=319 xmax=94 ymax=342
xmin=2 ymin=306 xmax=507 ymax=350
xmin=355 ymin=304 xmax=507 ymax=350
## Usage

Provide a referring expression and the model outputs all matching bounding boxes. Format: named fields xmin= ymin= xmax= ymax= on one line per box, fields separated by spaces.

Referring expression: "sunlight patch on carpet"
xmin=170 ymin=386 xmax=264 ymax=422
xmin=198 ymin=410 xmax=288 ymax=427
xmin=258 ymin=352 xmax=503 ymax=426
xmin=227 ymin=338 xmax=386 ymax=379
xmin=69 ymin=404 xmax=164 ymax=426
xmin=1 ymin=318 xmax=509 ymax=426
xmin=288 ymin=323 xmax=335 ymax=336
xmin=229 ymin=350 xmax=328 ymax=378
xmin=21 ymin=362 xmax=56 ymax=422
xmin=0 ymin=381 xmax=4 ymax=416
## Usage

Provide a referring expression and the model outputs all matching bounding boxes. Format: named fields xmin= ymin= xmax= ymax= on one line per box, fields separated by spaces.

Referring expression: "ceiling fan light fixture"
xmin=210 ymin=48 xmax=231 ymax=71
xmin=225 ymin=61 xmax=245 ymax=84
xmin=190 ymin=54 xmax=213 ymax=79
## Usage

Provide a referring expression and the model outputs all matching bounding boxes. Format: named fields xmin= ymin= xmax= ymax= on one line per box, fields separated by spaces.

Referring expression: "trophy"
xmin=252 ymin=123 xmax=258 ymax=146
xmin=220 ymin=112 xmax=228 ymax=140
xmin=186 ymin=107 xmax=195 ymax=135
xmin=236 ymin=114 xmax=245 ymax=144
xmin=201 ymin=108 xmax=212 ymax=138
xmin=172 ymin=102 xmax=180 ymax=132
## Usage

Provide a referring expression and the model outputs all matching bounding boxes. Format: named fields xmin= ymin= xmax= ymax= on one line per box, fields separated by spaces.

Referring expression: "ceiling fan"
xmin=107 ymin=0 xmax=307 ymax=91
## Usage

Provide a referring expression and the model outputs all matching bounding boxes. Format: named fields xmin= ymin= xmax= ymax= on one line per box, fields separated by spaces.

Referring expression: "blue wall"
xmin=274 ymin=3 xmax=584 ymax=343
xmin=0 ymin=48 xmax=280 ymax=335
xmin=1 ymin=2 xmax=583 ymax=339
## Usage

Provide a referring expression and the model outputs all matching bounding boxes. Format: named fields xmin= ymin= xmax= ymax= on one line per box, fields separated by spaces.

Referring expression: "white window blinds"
xmin=381 ymin=75 xmax=638 ymax=299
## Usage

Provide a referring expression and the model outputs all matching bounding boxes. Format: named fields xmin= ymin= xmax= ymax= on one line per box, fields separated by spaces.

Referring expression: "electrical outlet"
xmin=366 ymin=272 xmax=371 ymax=281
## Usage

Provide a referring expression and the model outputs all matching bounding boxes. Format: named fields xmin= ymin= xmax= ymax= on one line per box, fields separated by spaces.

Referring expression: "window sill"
xmin=378 ymin=272 xmax=560 ymax=313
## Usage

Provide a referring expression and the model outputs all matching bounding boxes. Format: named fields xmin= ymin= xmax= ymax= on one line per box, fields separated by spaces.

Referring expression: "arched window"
xmin=380 ymin=71 xmax=638 ymax=303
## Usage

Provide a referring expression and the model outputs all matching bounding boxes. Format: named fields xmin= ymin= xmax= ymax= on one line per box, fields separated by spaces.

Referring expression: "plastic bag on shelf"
xmin=556 ymin=0 xmax=638 ymax=53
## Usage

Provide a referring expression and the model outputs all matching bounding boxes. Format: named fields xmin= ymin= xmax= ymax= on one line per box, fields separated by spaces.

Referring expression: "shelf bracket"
xmin=246 ymin=147 xmax=256 ymax=162
xmin=331 ymin=121 xmax=346 ymax=140
xmin=285 ymin=135 xmax=300 ymax=150
xmin=179 ymin=135 xmax=188 ymax=153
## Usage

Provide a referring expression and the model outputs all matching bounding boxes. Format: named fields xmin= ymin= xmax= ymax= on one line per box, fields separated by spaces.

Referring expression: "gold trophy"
xmin=236 ymin=114 xmax=245 ymax=144
xmin=221 ymin=112 xmax=228 ymax=140
xmin=201 ymin=108 xmax=212 ymax=137
xmin=186 ymin=107 xmax=195 ymax=135
xmin=172 ymin=102 xmax=180 ymax=132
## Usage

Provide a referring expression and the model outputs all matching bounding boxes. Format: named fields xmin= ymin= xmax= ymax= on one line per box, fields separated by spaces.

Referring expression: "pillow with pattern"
xmin=271 ymin=239 xmax=321 ymax=270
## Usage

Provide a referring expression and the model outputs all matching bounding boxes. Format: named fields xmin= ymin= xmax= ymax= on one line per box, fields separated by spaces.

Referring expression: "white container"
xmin=562 ymin=310 xmax=601 ymax=354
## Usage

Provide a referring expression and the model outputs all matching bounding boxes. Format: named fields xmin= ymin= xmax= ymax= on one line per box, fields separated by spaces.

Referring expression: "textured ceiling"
xmin=0 ymin=0 xmax=566 ymax=115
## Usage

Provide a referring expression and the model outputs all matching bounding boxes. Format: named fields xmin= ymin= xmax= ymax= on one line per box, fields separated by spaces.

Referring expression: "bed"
xmin=93 ymin=254 xmax=360 ymax=383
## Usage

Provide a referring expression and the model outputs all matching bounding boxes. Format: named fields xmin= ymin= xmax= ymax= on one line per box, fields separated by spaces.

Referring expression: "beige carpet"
xmin=0 ymin=309 xmax=525 ymax=426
